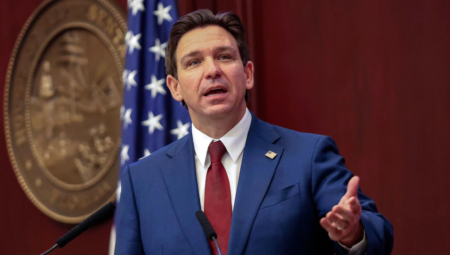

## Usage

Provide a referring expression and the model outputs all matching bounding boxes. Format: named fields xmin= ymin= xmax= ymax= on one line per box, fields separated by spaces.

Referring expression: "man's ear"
xmin=166 ymin=75 xmax=183 ymax=102
xmin=244 ymin=61 xmax=254 ymax=90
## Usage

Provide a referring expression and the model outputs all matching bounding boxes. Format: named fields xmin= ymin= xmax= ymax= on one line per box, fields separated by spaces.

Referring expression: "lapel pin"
xmin=265 ymin=151 xmax=277 ymax=159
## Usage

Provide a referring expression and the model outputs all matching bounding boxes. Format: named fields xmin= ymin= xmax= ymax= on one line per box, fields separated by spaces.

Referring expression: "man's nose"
xmin=205 ymin=58 xmax=222 ymax=79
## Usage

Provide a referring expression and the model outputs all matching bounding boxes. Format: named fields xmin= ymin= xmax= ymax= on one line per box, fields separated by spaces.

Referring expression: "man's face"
xmin=167 ymin=25 xmax=254 ymax=124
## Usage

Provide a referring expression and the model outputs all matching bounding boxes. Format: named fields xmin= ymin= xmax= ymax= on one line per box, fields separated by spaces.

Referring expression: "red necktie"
xmin=204 ymin=141 xmax=231 ymax=255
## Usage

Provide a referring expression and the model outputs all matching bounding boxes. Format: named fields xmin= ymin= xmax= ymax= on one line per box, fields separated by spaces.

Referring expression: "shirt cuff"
xmin=338 ymin=231 xmax=367 ymax=255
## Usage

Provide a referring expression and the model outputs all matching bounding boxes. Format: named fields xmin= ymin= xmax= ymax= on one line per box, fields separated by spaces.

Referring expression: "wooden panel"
xmin=252 ymin=1 xmax=450 ymax=254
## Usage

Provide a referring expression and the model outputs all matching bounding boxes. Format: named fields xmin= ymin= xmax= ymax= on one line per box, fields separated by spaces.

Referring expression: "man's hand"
xmin=320 ymin=176 xmax=364 ymax=247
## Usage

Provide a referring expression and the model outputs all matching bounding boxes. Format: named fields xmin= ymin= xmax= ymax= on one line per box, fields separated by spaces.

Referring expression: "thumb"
xmin=345 ymin=176 xmax=360 ymax=199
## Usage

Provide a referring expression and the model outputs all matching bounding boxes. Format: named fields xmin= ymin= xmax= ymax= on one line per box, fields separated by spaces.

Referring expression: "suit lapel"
xmin=161 ymin=135 xmax=211 ymax=255
xmin=228 ymin=116 xmax=284 ymax=255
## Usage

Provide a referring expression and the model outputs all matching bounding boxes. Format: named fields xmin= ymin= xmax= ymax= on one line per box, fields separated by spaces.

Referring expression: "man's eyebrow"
xmin=180 ymin=51 xmax=200 ymax=64
xmin=180 ymin=46 xmax=238 ymax=64
xmin=215 ymin=46 xmax=237 ymax=54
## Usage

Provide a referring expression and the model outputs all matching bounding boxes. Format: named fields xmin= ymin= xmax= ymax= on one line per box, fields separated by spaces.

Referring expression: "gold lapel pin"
xmin=265 ymin=151 xmax=277 ymax=159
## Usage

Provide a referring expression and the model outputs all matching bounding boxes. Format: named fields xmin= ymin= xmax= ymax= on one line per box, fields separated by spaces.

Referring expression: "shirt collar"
xmin=192 ymin=108 xmax=252 ymax=167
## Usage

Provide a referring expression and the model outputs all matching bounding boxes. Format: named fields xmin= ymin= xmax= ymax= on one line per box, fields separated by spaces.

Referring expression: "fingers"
xmin=326 ymin=210 xmax=348 ymax=230
xmin=346 ymin=196 xmax=361 ymax=213
xmin=320 ymin=209 xmax=349 ymax=233
xmin=345 ymin=176 xmax=360 ymax=199
xmin=320 ymin=202 xmax=362 ymax=242
xmin=320 ymin=217 xmax=338 ymax=240
xmin=335 ymin=197 xmax=361 ymax=216
xmin=320 ymin=177 xmax=363 ymax=243
xmin=320 ymin=216 xmax=348 ymax=241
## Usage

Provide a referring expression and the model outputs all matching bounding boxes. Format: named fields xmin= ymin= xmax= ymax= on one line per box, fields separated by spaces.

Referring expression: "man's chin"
xmin=205 ymin=102 xmax=248 ymax=119
xmin=203 ymin=105 xmax=233 ymax=118
xmin=186 ymin=101 xmax=246 ymax=121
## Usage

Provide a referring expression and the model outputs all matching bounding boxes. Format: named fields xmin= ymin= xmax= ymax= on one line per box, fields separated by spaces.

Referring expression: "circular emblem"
xmin=4 ymin=0 xmax=126 ymax=223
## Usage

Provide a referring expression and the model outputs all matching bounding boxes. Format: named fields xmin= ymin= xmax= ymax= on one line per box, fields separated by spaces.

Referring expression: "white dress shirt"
xmin=192 ymin=108 xmax=252 ymax=211
xmin=191 ymin=108 xmax=367 ymax=254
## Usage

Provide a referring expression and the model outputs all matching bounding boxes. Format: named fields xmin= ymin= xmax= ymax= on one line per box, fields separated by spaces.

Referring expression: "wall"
xmin=184 ymin=1 xmax=450 ymax=253
xmin=1 ymin=0 xmax=449 ymax=254
xmin=247 ymin=1 xmax=450 ymax=254
xmin=0 ymin=0 xmax=127 ymax=254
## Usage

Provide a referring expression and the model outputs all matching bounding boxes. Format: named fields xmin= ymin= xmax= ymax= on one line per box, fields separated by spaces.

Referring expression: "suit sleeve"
xmin=311 ymin=136 xmax=394 ymax=255
xmin=115 ymin=166 xmax=145 ymax=255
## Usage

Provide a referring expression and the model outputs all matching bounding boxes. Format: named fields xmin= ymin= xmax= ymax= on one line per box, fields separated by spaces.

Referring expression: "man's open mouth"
xmin=204 ymin=87 xmax=228 ymax=96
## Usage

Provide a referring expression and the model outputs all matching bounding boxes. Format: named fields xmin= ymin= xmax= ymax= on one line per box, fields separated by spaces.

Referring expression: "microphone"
xmin=195 ymin=210 xmax=222 ymax=255
xmin=40 ymin=202 xmax=116 ymax=255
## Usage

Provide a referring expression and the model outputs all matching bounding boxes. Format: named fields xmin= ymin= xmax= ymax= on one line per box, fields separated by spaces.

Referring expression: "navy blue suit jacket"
xmin=115 ymin=114 xmax=393 ymax=255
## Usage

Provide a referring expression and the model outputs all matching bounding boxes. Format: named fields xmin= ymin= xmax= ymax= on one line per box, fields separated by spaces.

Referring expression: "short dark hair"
xmin=165 ymin=9 xmax=250 ymax=78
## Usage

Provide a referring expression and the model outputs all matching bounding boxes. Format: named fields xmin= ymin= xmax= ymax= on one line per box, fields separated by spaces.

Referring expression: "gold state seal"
xmin=4 ymin=0 xmax=126 ymax=223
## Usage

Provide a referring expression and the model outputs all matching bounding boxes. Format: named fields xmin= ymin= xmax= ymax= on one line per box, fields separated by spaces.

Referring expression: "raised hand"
xmin=319 ymin=176 xmax=364 ymax=247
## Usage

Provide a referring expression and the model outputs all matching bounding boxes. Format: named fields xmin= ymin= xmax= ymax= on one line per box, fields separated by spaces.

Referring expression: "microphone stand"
xmin=211 ymin=236 xmax=223 ymax=255
xmin=39 ymin=202 xmax=115 ymax=255
xmin=195 ymin=210 xmax=223 ymax=255
xmin=40 ymin=244 xmax=58 ymax=255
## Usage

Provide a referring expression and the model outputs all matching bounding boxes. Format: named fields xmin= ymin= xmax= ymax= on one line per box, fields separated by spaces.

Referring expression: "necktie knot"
xmin=208 ymin=140 xmax=226 ymax=163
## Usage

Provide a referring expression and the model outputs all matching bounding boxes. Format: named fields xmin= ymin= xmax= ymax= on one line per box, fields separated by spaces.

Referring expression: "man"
xmin=115 ymin=9 xmax=393 ymax=255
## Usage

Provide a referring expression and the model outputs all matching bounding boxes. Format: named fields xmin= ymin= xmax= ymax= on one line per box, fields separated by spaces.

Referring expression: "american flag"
xmin=109 ymin=0 xmax=190 ymax=253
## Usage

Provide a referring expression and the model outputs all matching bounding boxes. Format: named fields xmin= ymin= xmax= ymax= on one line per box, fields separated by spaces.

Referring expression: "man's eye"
xmin=219 ymin=55 xmax=231 ymax=60
xmin=188 ymin=60 xmax=200 ymax=66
